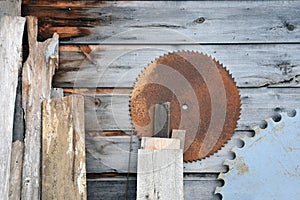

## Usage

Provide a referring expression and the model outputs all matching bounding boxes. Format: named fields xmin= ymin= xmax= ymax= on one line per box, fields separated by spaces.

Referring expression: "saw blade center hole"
xmin=182 ymin=104 xmax=188 ymax=110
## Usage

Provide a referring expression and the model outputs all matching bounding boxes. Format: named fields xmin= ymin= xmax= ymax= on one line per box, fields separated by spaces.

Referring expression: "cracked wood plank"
xmin=54 ymin=44 xmax=300 ymax=88
xmin=21 ymin=16 xmax=59 ymax=200
xmin=22 ymin=1 xmax=300 ymax=44
xmin=0 ymin=16 xmax=25 ymax=200
xmin=42 ymin=95 xmax=86 ymax=200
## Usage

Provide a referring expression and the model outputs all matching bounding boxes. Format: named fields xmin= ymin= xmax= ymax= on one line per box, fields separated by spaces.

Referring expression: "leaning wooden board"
xmin=21 ymin=1 xmax=300 ymax=200
xmin=0 ymin=16 xmax=25 ymax=200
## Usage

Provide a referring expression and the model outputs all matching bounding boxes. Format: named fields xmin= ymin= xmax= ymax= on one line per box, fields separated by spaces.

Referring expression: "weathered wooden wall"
xmin=22 ymin=1 xmax=300 ymax=199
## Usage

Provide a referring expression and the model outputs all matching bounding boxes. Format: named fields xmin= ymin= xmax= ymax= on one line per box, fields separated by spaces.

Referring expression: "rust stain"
xmin=130 ymin=52 xmax=240 ymax=161
xmin=271 ymin=122 xmax=285 ymax=133
xmin=234 ymin=157 xmax=249 ymax=175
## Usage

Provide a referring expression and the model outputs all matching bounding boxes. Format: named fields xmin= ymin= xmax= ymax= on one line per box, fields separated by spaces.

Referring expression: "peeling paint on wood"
xmin=0 ymin=16 xmax=25 ymax=200
xmin=21 ymin=16 xmax=59 ymax=200
xmin=42 ymin=95 xmax=86 ymax=200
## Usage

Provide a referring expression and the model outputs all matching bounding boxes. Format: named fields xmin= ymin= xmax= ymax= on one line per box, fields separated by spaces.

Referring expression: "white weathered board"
xmin=137 ymin=149 xmax=183 ymax=200
xmin=55 ymin=44 xmax=300 ymax=88
xmin=21 ymin=16 xmax=59 ymax=200
xmin=0 ymin=16 xmax=25 ymax=200
xmin=42 ymin=95 xmax=86 ymax=200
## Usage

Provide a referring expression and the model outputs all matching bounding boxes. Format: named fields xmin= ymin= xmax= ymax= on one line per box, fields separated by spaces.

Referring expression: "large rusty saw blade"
xmin=129 ymin=51 xmax=240 ymax=161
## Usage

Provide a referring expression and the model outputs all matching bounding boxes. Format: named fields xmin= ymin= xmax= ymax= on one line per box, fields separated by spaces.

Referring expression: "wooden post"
xmin=137 ymin=138 xmax=183 ymax=200
xmin=0 ymin=16 xmax=25 ymax=200
xmin=22 ymin=16 xmax=59 ymax=200
xmin=42 ymin=95 xmax=86 ymax=200
xmin=153 ymin=102 xmax=170 ymax=138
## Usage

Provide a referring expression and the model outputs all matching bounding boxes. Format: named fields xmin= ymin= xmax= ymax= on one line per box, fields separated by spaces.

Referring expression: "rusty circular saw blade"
xmin=129 ymin=51 xmax=240 ymax=161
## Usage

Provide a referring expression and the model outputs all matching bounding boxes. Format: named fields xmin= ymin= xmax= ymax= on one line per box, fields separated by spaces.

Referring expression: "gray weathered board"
xmin=55 ymin=44 xmax=300 ymax=88
xmin=0 ymin=16 xmax=25 ymax=200
xmin=23 ymin=1 xmax=300 ymax=44
xmin=137 ymin=149 xmax=183 ymax=200
xmin=69 ymin=88 xmax=300 ymax=132
xmin=0 ymin=0 xmax=21 ymax=16
xmin=87 ymin=174 xmax=221 ymax=200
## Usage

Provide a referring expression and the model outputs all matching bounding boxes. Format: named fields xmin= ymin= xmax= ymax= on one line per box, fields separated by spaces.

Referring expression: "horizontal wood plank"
xmin=69 ymin=88 xmax=300 ymax=132
xmin=85 ymin=132 xmax=246 ymax=174
xmin=87 ymin=174 xmax=221 ymax=200
xmin=22 ymin=1 xmax=300 ymax=44
xmin=54 ymin=44 xmax=300 ymax=88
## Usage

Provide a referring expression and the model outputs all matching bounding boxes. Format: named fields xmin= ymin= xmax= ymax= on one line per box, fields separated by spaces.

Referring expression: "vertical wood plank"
xmin=153 ymin=102 xmax=170 ymax=138
xmin=9 ymin=141 xmax=24 ymax=200
xmin=21 ymin=16 xmax=59 ymax=200
xmin=137 ymin=149 xmax=183 ymax=200
xmin=42 ymin=95 xmax=86 ymax=200
xmin=0 ymin=0 xmax=21 ymax=16
xmin=137 ymin=137 xmax=183 ymax=200
xmin=171 ymin=130 xmax=186 ymax=150
xmin=0 ymin=16 xmax=25 ymax=200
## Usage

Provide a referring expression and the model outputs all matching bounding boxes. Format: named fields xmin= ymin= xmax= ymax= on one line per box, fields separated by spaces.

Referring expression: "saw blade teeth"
xmin=129 ymin=50 xmax=240 ymax=161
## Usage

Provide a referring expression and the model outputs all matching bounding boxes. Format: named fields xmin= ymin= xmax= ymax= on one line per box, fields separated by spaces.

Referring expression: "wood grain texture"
xmin=137 ymin=149 xmax=183 ymax=200
xmin=21 ymin=16 xmax=59 ymax=200
xmin=42 ymin=95 xmax=86 ymax=200
xmin=0 ymin=0 xmax=21 ymax=16
xmin=0 ymin=16 xmax=25 ymax=200
xmin=70 ymin=88 xmax=300 ymax=132
xmin=9 ymin=141 xmax=24 ymax=200
xmin=172 ymin=130 xmax=186 ymax=150
xmin=141 ymin=137 xmax=180 ymax=150
xmin=87 ymin=174 xmax=221 ymax=200
xmin=85 ymin=131 xmax=246 ymax=174
xmin=54 ymin=44 xmax=300 ymax=88
xmin=22 ymin=1 xmax=300 ymax=44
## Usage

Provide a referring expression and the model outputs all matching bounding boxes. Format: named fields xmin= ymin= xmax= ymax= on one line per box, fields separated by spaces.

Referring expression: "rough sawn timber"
xmin=42 ymin=95 xmax=86 ymax=200
xmin=21 ymin=16 xmax=59 ymax=200
xmin=69 ymin=88 xmax=300 ymax=132
xmin=9 ymin=141 xmax=24 ymax=200
xmin=137 ymin=138 xmax=183 ymax=200
xmin=22 ymin=1 xmax=300 ymax=44
xmin=54 ymin=44 xmax=300 ymax=88
xmin=0 ymin=0 xmax=21 ymax=16
xmin=0 ymin=16 xmax=25 ymax=200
